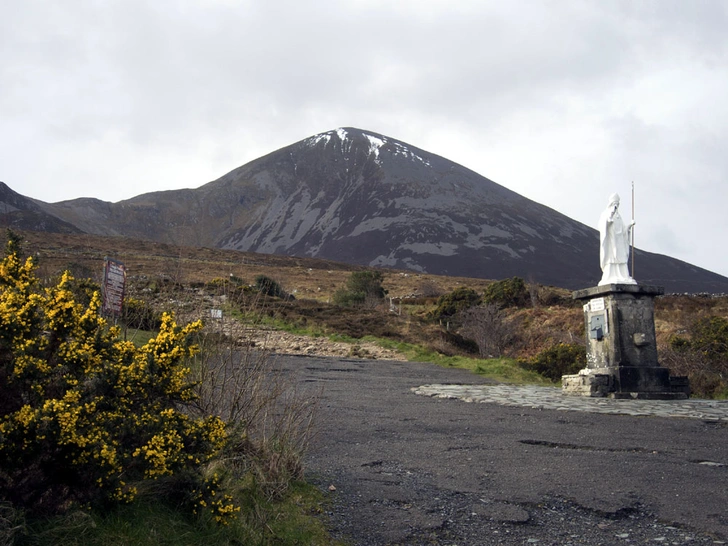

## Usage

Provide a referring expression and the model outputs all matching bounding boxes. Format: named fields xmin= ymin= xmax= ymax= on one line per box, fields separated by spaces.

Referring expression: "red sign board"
xmin=102 ymin=258 xmax=126 ymax=316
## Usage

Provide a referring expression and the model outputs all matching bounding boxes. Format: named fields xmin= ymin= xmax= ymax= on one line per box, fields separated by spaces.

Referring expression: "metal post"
xmin=631 ymin=181 xmax=635 ymax=277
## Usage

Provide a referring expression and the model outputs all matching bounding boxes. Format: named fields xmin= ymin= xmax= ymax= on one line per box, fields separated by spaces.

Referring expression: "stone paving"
xmin=412 ymin=384 xmax=728 ymax=421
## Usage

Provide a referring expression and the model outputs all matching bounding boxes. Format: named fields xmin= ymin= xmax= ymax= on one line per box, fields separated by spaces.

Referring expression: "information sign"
xmin=102 ymin=258 xmax=126 ymax=316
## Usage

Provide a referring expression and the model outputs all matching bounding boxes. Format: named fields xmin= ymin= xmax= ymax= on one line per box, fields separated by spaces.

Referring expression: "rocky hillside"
xmin=0 ymin=182 xmax=81 ymax=234
xmin=4 ymin=128 xmax=728 ymax=292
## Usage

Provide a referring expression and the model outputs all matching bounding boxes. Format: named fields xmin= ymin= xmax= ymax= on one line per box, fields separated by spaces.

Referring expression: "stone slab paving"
xmin=413 ymin=384 xmax=728 ymax=421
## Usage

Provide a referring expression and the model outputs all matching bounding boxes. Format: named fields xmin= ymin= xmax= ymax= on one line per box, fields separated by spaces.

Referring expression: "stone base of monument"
xmin=562 ymin=284 xmax=690 ymax=400
xmin=562 ymin=370 xmax=690 ymax=399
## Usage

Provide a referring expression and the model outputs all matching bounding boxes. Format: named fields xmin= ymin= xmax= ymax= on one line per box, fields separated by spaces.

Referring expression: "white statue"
xmin=598 ymin=193 xmax=636 ymax=286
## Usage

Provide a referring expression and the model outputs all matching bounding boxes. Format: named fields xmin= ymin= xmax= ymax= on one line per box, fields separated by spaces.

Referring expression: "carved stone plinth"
xmin=562 ymin=284 xmax=690 ymax=399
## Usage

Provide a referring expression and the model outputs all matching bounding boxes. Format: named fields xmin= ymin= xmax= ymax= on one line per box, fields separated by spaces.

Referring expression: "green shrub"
xmin=690 ymin=316 xmax=728 ymax=361
xmin=0 ymin=241 xmax=228 ymax=518
xmin=520 ymin=342 xmax=586 ymax=382
xmin=669 ymin=316 xmax=728 ymax=365
xmin=482 ymin=277 xmax=530 ymax=308
xmin=333 ymin=271 xmax=386 ymax=307
xmin=665 ymin=316 xmax=728 ymax=398
xmin=332 ymin=288 xmax=361 ymax=307
xmin=440 ymin=330 xmax=479 ymax=355
xmin=123 ymin=296 xmax=162 ymax=331
xmin=668 ymin=334 xmax=691 ymax=351
xmin=254 ymin=275 xmax=289 ymax=299
xmin=204 ymin=277 xmax=254 ymax=301
xmin=429 ymin=287 xmax=482 ymax=320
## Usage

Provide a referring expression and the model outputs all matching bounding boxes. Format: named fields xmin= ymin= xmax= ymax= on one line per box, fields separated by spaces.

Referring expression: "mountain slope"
xmin=212 ymin=128 xmax=597 ymax=286
xmin=0 ymin=182 xmax=82 ymax=234
xmin=10 ymin=128 xmax=728 ymax=293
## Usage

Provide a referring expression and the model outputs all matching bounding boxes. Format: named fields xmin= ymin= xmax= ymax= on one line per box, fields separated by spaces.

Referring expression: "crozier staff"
xmin=598 ymin=193 xmax=636 ymax=286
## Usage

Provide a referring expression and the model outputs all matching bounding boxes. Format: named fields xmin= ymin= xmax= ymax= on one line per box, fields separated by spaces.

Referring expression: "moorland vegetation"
xmin=2 ymin=229 xmax=727 ymax=544
xmin=0 ymin=232 xmax=328 ymax=545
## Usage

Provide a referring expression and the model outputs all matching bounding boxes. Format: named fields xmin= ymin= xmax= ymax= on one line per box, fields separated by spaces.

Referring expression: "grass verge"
xmin=12 ymin=482 xmax=339 ymax=546
xmin=368 ymin=337 xmax=552 ymax=385
xmin=222 ymin=310 xmax=554 ymax=386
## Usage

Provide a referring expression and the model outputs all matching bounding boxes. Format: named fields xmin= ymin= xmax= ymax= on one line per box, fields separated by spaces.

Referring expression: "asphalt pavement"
xmin=279 ymin=355 xmax=728 ymax=545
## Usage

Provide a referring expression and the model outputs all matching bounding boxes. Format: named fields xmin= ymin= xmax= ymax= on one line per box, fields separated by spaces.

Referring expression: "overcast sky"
xmin=2 ymin=0 xmax=727 ymax=278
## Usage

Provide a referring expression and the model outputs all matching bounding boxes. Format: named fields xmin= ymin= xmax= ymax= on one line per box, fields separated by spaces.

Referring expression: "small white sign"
xmin=590 ymin=298 xmax=605 ymax=312
xmin=210 ymin=309 xmax=223 ymax=320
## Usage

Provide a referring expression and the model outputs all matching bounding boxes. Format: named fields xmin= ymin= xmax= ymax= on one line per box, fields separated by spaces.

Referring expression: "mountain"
xmin=0 ymin=182 xmax=82 ymax=234
xmin=5 ymin=128 xmax=728 ymax=293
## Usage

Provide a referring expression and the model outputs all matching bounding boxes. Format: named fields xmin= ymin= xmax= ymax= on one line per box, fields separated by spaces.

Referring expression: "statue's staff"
xmin=631 ymin=181 xmax=635 ymax=277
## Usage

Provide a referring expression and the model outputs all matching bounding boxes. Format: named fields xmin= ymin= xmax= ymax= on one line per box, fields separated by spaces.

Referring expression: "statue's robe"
xmin=598 ymin=206 xmax=635 ymax=285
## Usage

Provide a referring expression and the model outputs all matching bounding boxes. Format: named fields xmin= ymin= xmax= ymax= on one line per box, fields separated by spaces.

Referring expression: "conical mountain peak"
xmin=8 ymin=129 xmax=728 ymax=292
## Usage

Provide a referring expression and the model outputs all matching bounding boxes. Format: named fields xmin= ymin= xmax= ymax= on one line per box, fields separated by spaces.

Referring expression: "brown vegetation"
xmin=16 ymin=229 xmax=728 ymax=398
xmin=20 ymin=230 xmax=493 ymax=301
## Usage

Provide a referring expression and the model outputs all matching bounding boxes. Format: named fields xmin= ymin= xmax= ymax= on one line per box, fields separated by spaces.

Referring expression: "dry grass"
xmin=16 ymin=229 xmax=728 ymax=397
xmin=19 ymin=230 xmax=497 ymax=302
xmin=508 ymin=306 xmax=584 ymax=359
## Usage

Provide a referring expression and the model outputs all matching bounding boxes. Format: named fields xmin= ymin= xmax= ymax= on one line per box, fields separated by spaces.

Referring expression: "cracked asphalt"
xmin=279 ymin=355 xmax=728 ymax=545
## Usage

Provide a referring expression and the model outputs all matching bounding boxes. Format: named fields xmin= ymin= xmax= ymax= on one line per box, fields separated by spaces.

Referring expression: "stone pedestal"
xmin=562 ymin=284 xmax=690 ymax=399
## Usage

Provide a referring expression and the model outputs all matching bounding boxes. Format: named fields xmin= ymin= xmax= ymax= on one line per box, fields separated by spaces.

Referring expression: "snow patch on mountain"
xmin=392 ymin=142 xmax=431 ymax=166
xmin=364 ymin=133 xmax=385 ymax=162
xmin=307 ymin=133 xmax=332 ymax=147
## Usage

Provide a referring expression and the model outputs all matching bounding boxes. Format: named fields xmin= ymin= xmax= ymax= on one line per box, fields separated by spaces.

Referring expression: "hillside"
xmin=4 ymin=128 xmax=728 ymax=292
xmin=15 ymin=228 xmax=728 ymax=398
xmin=0 ymin=182 xmax=81 ymax=234
xmin=17 ymin=230 xmax=498 ymax=301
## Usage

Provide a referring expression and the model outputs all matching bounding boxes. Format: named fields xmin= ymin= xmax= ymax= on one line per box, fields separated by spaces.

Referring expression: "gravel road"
xmin=279 ymin=355 xmax=728 ymax=546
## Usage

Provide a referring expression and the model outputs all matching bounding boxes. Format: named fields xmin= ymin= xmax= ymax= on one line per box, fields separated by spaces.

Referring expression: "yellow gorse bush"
xmin=191 ymin=471 xmax=241 ymax=525
xmin=0 ymin=239 xmax=228 ymax=515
